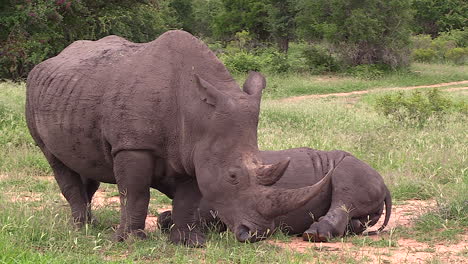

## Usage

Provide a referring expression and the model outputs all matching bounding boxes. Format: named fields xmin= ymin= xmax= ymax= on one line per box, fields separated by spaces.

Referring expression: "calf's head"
xmin=193 ymin=72 xmax=330 ymax=242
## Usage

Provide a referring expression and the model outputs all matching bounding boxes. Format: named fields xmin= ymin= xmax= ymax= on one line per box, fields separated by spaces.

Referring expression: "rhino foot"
xmin=157 ymin=210 xmax=173 ymax=233
xmin=170 ymin=228 xmax=206 ymax=247
xmin=302 ymin=221 xmax=335 ymax=242
xmin=115 ymin=228 xmax=147 ymax=242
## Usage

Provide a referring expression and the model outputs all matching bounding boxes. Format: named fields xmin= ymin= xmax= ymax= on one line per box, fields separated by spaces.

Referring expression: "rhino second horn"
xmin=256 ymin=158 xmax=290 ymax=186
xmin=257 ymin=169 xmax=333 ymax=218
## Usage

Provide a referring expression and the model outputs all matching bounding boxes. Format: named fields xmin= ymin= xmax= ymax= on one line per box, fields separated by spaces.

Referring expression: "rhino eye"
xmin=226 ymin=171 xmax=239 ymax=185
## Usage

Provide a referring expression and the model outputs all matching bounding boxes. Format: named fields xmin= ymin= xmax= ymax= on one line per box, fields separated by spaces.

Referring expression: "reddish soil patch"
xmin=280 ymin=81 xmax=468 ymax=102
xmin=91 ymin=189 xmax=172 ymax=232
xmin=269 ymin=200 xmax=467 ymax=263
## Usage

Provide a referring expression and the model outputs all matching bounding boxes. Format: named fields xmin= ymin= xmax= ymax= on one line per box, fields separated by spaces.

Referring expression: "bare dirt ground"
xmin=279 ymin=80 xmax=468 ymax=102
xmin=90 ymin=189 xmax=468 ymax=263
xmin=92 ymin=189 xmax=172 ymax=232
xmin=268 ymin=200 xmax=467 ymax=263
xmin=4 ymin=176 xmax=467 ymax=263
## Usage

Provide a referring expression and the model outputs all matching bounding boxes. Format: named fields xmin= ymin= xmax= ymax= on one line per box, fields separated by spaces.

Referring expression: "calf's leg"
xmin=303 ymin=156 xmax=386 ymax=242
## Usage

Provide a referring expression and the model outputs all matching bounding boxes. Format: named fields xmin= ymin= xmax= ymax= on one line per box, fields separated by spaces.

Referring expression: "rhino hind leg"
xmin=347 ymin=205 xmax=384 ymax=235
xmin=113 ymin=150 xmax=153 ymax=241
xmin=46 ymin=153 xmax=93 ymax=227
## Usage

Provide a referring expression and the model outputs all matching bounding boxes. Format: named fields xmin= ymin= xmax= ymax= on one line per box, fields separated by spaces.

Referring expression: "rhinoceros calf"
xmin=26 ymin=30 xmax=331 ymax=246
xmin=159 ymin=147 xmax=391 ymax=242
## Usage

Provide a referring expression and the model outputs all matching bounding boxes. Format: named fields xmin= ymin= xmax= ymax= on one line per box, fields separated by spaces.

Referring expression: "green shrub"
xmin=267 ymin=52 xmax=290 ymax=73
xmin=296 ymin=0 xmax=412 ymax=69
xmin=0 ymin=0 xmax=179 ymax=80
xmin=430 ymin=37 xmax=457 ymax=59
xmin=445 ymin=47 xmax=468 ymax=65
xmin=374 ymin=89 xmax=455 ymax=127
xmin=437 ymin=28 xmax=468 ymax=47
xmin=411 ymin=34 xmax=433 ymax=50
xmin=346 ymin=64 xmax=389 ymax=79
xmin=302 ymin=44 xmax=340 ymax=73
xmin=219 ymin=51 xmax=263 ymax=73
xmin=412 ymin=48 xmax=438 ymax=62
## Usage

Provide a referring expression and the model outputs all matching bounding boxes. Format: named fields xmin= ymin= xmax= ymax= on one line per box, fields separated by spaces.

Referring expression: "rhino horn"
xmin=257 ymin=168 xmax=333 ymax=218
xmin=256 ymin=158 xmax=290 ymax=186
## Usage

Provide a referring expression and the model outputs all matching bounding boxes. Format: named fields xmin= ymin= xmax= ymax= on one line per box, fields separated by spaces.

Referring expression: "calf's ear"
xmin=195 ymin=74 xmax=225 ymax=106
xmin=243 ymin=71 xmax=266 ymax=97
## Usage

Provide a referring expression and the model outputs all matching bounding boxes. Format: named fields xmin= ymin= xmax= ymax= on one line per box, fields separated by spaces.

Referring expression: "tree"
xmin=268 ymin=0 xmax=297 ymax=53
xmin=169 ymin=0 xmax=195 ymax=33
xmin=296 ymin=0 xmax=413 ymax=68
xmin=213 ymin=0 xmax=270 ymax=41
xmin=191 ymin=0 xmax=223 ymax=38
xmin=412 ymin=0 xmax=467 ymax=37
xmin=0 ymin=0 xmax=179 ymax=79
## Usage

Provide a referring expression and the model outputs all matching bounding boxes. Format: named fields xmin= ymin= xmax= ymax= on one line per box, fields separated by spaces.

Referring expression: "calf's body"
xmin=160 ymin=147 xmax=392 ymax=241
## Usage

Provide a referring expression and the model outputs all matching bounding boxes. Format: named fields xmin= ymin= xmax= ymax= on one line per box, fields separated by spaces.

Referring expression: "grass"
xmin=240 ymin=63 xmax=468 ymax=99
xmin=0 ymin=65 xmax=467 ymax=263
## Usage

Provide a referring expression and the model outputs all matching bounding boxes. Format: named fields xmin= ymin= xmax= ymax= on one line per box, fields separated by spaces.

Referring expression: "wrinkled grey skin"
xmin=159 ymin=147 xmax=392 ymax=242
xmin=25 ymin=30 xmax=330 ymax=246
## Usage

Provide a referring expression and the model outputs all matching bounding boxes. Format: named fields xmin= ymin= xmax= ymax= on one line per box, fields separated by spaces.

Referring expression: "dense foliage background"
xmin=0 ymin=0 xmax=466 ymax=79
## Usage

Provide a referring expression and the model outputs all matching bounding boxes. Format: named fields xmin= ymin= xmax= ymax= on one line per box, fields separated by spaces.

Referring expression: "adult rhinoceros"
xmin=158 ymin=148 xmax=392 ymax=242
xmin=25 ymin=30 xmax=330 ymax=246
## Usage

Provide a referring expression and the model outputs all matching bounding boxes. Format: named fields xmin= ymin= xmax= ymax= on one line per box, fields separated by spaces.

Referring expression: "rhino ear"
xmin=243 ymin=71 xmax=266 ymax=97
xmin=195 ymin=74 xmax=225 ymax=106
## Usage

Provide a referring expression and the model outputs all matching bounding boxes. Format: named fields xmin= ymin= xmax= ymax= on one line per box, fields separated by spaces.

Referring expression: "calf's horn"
xmin=257 ymin=167 xmax=333 ymax=218
xmin=256 ymin=158 xmax=290 ymax=186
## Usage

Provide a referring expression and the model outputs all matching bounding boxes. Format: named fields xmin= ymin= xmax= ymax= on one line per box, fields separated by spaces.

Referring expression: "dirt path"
xmin=3 ymin=177 xmax=467 ymax=263
xmin=90 ymin=191 xmax=468 ymax=263
xmin=279 ymin=80 xmax=468 ymax=102
xmin=268 ymin=200 xmax=467 ymax=263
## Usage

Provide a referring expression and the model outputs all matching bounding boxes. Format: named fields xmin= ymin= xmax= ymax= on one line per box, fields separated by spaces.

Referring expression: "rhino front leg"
xmin=113 ymin=150 xmax=153 ymax=241
xmin=170 ymin=180 xmax=206 ymax=247
xmin=302 ymin=202 xmax=350 ymax=242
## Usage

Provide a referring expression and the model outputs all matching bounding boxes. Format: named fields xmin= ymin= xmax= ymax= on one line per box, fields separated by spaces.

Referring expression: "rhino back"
xmin=26 ymin=30 xmax=239 ymax=180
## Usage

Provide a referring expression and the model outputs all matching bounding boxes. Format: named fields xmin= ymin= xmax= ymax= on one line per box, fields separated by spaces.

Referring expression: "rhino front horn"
xmin=256 ymin=158 xmax=290 ymax=186
xmin=257 ymin=168 xmax=333 ymax=218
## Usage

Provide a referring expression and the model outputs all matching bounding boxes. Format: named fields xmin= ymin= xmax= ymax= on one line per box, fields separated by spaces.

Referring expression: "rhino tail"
xmin=367 ymin=185 xmax=392 ymax=235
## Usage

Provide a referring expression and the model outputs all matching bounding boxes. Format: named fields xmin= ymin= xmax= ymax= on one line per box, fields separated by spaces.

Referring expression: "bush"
xmin=411 ymin=34 xmax=433 ymax=50
xmin=302 ymin=44 xmax=340 ymax=73
xmin=0 ymin=0 xmax=179 ymax=80
xmin=445 ymin=47 xmax=468 ymax=65
xmin=296 ymin=0 xmax=412 ymax=69
xmin=267 ymin=51 xmax=290 ymax=73
xmin=218 ymin=46 xmax=292 ymax=74
xmin=437 ymin=28 xmax=468 ymax=47
xmin=410 ymin=29 xmax=467 ymax=64
xmin=412 ymin=48 xmax=438 ymax=62
xmin=375 ymin=89 xmax=454 ymax=127
xmin=346 ymin=64 xmax=388 ymax=79
xmin=219 ymin=51 xmax=263 ymax=73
